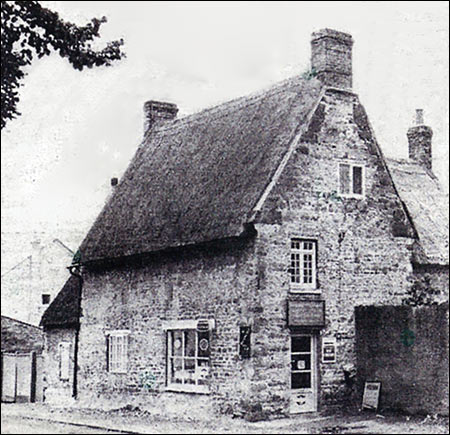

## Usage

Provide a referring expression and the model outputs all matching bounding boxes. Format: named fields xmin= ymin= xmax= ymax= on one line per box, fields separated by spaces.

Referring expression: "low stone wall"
xmin=355 ymin=304 xmax=449 ymax=415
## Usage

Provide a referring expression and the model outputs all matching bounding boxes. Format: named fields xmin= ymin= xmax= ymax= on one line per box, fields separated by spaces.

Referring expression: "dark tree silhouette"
xmin=1 ymin=1 xmax=125 ymax=129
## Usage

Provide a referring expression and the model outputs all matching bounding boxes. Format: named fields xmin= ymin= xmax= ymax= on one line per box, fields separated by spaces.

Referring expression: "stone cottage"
xmin=41 ymin=29 xmax=448 ymax=416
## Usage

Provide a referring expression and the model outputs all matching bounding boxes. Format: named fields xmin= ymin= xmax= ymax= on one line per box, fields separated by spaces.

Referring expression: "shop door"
xmin=290 ymin=334 xmax=317 ymax=413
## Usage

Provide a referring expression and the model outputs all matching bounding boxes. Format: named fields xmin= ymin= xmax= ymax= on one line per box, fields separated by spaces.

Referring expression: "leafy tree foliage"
xmin=1 ymin=1 xmax=124 ymax=129
xmin=403 ymin=272 xmax=443 ymax=306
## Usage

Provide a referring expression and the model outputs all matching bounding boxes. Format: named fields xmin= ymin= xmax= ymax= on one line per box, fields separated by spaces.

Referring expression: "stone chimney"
xmin=144 ymin=100 xmax=178 ymax=136
xmin=311 ymin=28 xmax=353 ymax=89
xmin=407 ymin=109 xmax=433 ymax=170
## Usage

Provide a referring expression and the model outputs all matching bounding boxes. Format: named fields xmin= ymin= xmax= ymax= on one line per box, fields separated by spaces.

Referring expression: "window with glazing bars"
xmin=167 ymin=329 xmax=210 ymax=390
xmin=290 ymin=239 xmax=317 ymax=289
xmin=108 ymin=332 xmax=128 ymax=373
xmin=339 ymin=163 xmax=364 ymax=197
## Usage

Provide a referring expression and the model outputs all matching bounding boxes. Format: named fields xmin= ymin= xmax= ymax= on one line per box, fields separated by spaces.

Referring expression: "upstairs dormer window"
xmin=290 ymin=239 xmax=317 ymax=291
xmin=339 ymin=163 xmax=364 ymax=197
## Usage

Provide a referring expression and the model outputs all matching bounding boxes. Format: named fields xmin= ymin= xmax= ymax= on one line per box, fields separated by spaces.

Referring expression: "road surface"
xmin=1 ymin=415 xmax=133 ymax=434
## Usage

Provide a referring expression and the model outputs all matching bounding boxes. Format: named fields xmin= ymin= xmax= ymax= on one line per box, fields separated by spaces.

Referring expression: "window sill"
xmin=338 ymin=194 xmax=365 ymax=199
xmin=290 ymin=287 xmax=320 ymax=294
xmin=165 ymin=384 xmax=210 ymax=395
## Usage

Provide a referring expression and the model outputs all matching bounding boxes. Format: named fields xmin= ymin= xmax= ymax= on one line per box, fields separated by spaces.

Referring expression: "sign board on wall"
xmin=288 ymin=300 xmax=325 ymax=327
xmin=362 ymin=381 xmax=381 ymax=410
xmin=322 ymin=337 xmax=336 ymax=363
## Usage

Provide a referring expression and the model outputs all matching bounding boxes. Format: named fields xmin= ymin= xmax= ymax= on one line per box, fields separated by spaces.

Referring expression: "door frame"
xmin=289 ymin=333 xmax=318 ymax=413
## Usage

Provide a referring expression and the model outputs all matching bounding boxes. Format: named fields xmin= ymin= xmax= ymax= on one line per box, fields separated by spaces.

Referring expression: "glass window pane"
xmin=197 ymin=359 xmax=209 ymax=385
xmin=184 ymin=358 xmax=196 ymax=384
xmin=185 ymin=330 xmax=196 ymax=357
xmin=303 ymin=242 xmax=313 ymax=251
xmin=353 ymin=166 xmax=362 ymax=194
xmin=291 ymin=336 xmax=311 ymax=353
xmin=291 ymin=372 xmax=311 ymax=389
xmin=172 ymin=330 xmax=183 ymax=357
xmin=339 ymin=164 xmax=350 ymax=194
xmin=172 ymin=358 xmax=183 ymax=384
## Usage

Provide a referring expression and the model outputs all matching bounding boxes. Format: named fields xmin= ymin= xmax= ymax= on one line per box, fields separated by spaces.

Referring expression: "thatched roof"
xmin=40 ymin=275 xmax=80 ymax=329
xmin=387 ymin=158 xmax=449 ymax=265
xmin=79 ymin=76 xmax=323 ymax=263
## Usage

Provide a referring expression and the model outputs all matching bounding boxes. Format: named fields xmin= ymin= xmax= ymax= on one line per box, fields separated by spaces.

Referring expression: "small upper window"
xmin=339 ymin=163 xmax=364 ymax=197
xmin=107 ymin=331 xmax=129 ymax=374
xmin=42 ymin=294 xmax=51 ymax=305
xmin=290 ymin=239 xmax=317 ymax=291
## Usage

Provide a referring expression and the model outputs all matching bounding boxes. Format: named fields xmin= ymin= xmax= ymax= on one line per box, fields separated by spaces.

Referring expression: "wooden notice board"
xmin=287 ymin=300 xmax=325 ymax=327
xmin=362 ymin=381 xmax=381 ymax=410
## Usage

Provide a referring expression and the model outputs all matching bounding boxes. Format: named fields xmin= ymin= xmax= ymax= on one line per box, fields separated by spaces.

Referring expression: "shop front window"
xmin=167 ymin=328 xmax=210 ymax=393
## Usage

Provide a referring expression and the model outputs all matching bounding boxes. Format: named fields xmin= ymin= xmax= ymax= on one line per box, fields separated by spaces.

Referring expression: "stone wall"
xmin=355 ymin=304 xmax=449 ymax=415
xmin=75 ymin=240 xmax=264 ymax=417
xmin=43 ymin=328 xmax=76 ymax=404
xmin=256 ymin=88 xmax=416 ymax=410
xmin=73 ymin=89 xmax=420 ymax=416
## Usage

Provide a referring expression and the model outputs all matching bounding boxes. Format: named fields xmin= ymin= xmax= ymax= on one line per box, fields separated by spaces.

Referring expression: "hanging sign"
xmin=362 ymin=381 xmax=381 ymax=410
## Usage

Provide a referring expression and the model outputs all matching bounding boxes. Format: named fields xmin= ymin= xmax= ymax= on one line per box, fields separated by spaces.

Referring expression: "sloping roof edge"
xmin=40 ymin=275 xmax=80 ymax=329
xmin=249 ymin=87 xmax=328 ymax=220
xmin=1 ymin=315 xmax=43 ymax=331
xmin=350 ymin=99 xmax=419 ymax=240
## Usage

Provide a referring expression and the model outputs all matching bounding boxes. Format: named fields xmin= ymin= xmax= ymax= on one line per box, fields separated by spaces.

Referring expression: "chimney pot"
xmin=407 ymin=110 xmax=433 ymax=170
xmin=311 ymin=28 xmax=353 ymax=89
xmin=144 ymin=100 xmax=178 ymax=136
xmin=415 ymin=109 xmax=424 ymax=125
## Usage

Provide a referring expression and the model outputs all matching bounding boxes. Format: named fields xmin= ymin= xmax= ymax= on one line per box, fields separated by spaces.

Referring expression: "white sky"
xmin=1 ymin=1 xmax=449 ymax=272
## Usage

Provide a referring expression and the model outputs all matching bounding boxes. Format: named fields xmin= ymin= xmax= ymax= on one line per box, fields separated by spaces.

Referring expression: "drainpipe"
xmin=68 ymin=263 xmax=83 ymax=399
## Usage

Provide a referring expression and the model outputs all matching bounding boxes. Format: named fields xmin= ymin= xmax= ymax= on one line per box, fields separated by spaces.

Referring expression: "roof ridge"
xmin=150 ymin=75 xmax=313 ymax=136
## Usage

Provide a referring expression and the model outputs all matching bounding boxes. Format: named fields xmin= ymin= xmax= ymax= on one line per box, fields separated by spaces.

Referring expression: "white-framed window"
xmin=166 ymin=328 xmax=210 ymax=393
xmin=338 ymin=162 xmax=365 ymax=197
xmin=290 ymin=239 xmax=317 ymax=291
xmin=107 ymin=330 xmax=129 ymax=374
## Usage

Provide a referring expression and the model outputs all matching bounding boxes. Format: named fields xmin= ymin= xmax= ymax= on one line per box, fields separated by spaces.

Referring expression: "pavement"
xmin=1 ymin=402 xmax=449 ymax=434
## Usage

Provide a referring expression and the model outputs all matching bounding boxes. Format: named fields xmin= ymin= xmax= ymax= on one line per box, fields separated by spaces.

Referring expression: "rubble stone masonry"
xmin=61 ymin=88 xmax=417 ymax=416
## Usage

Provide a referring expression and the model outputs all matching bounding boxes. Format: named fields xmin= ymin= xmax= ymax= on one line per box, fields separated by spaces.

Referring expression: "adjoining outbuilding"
xmin=1 ymin=315 xmax=44 ymax=403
